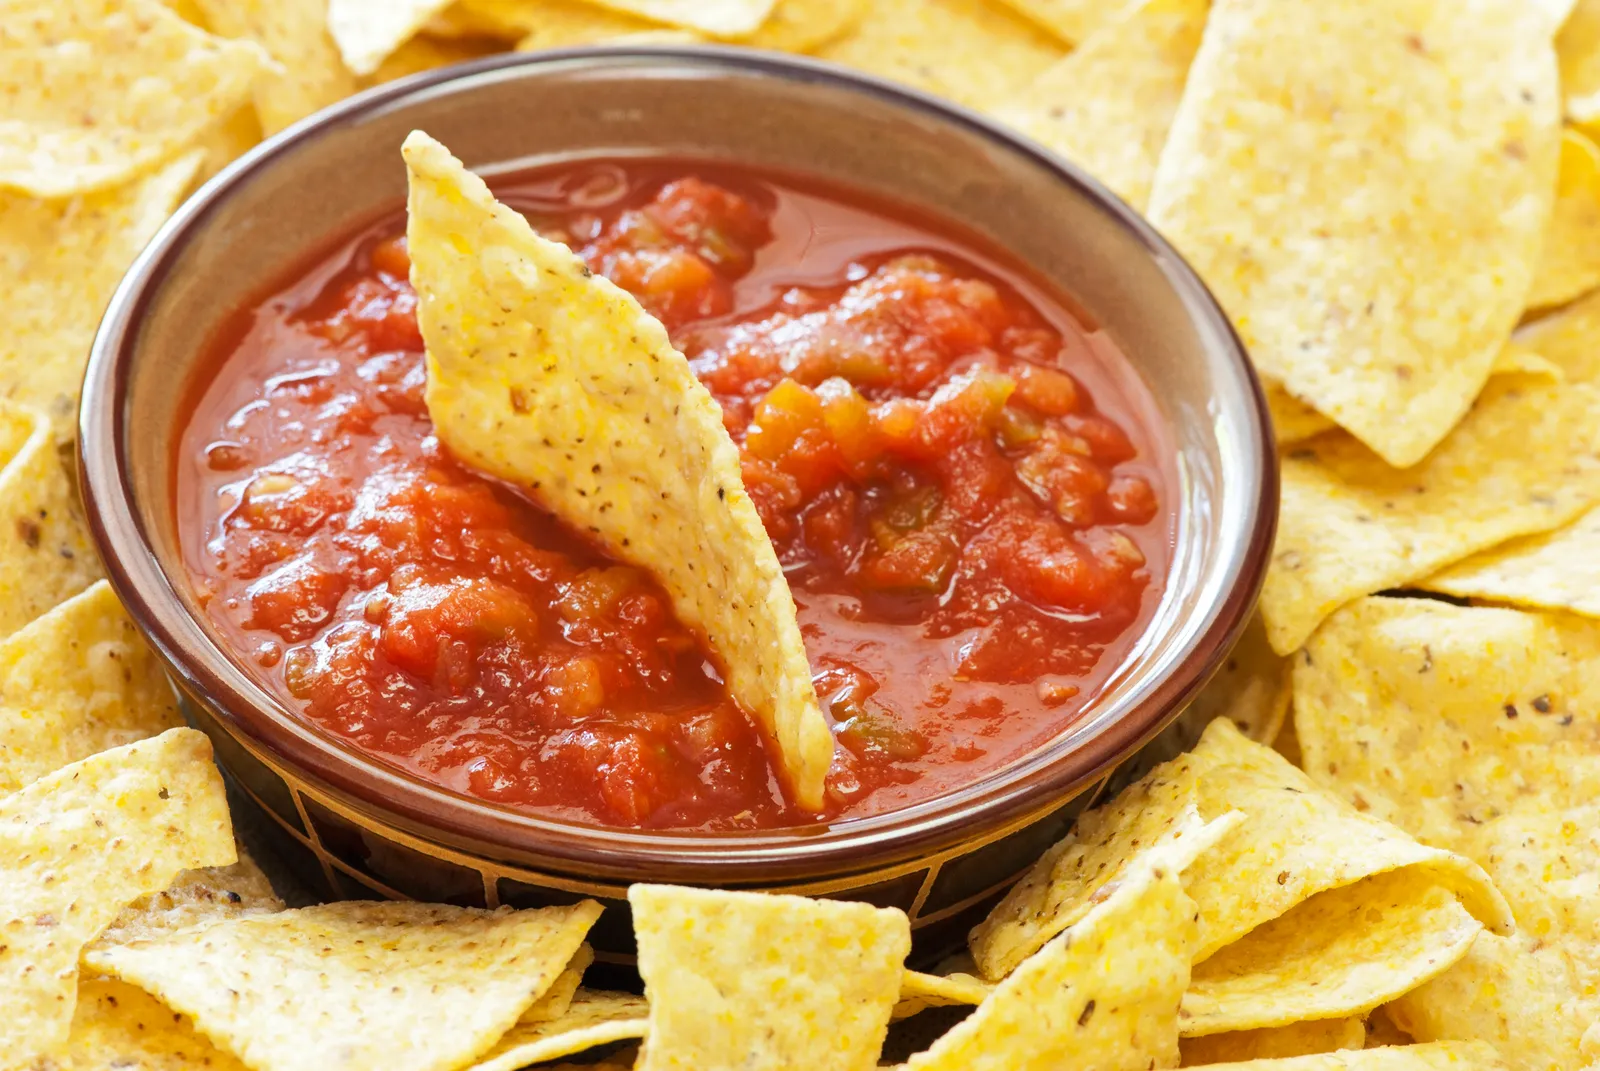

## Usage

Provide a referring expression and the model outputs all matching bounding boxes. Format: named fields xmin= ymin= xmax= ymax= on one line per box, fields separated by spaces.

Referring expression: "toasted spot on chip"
xmin=1 ymin=153 xmax=203 ymax=437
xmin=1182 ymin=872 xmax=1482 ymax=1036
xmin=818 ymin=0 xmax=1064 ymax=111
xmin=1259 ymin=375 xmax=1600 ymax=655
xmin=468 ymin=989 xmax=649 ymax=1071
xmin=53 ymin=978 xmax=251 ymax=1071
xmin=0 ymin=0 xmax=268 ymax=197
xmin=995 ymin=0 xmax=1207 ymax=210
xmin=0 ymin=407 xmax=104 ymax=642
xmin=630 ymin=884 xmax=909 ymax=1071
xmin=0 ymin=728 xmax=236 ymax=1065
xmin=0 ymin=580 xmax=182 ymax=795
xmin=1147 ymin=0 xmax=1561 ymax=467
xmin=1175 ymin=1041 xmax=1508 ymax=1071
xmin=910 ymin=827 xmax=1235 ymax=1071
xmin=1559 ymin=0 xmax=1600 ymax=129
xmin=1180 ymin=1018 xmax=1367 ymax=1066
xmin=402 ymin=130 xmax=832 ymax=809
xmin=84 ymin=899 xmax=603 ymax=1071
xmin=194 ymin=0 xmax=357 ymax=134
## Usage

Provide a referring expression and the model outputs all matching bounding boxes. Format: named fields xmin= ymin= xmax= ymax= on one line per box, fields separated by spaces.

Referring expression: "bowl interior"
xmin=83 ymin=48 xmax=1272 ymax=878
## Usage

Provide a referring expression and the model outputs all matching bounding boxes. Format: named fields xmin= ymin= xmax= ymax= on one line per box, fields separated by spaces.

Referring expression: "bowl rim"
xmin=79 ymin=44 xmax=1277 ymax=882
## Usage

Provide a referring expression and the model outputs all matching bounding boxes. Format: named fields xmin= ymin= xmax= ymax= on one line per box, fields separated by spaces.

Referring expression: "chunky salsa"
xmin=177 ymin=160 xmax=1172 ymax=830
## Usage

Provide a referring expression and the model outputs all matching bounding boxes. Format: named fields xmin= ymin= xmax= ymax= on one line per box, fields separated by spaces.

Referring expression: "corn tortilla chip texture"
xmin=325 ymin=0 xmax=453 ymax=76
xmin=1179 ymin=1018 xmax=1368 ymax=1066
xmin=631 ymin=884 xmax=909 ymax=1071
xmin=1147 ymin=0 xmax=1561 ymax=467
xmin=1559 ymin=0 xmax=1600 ymax=129
xmin=49 ymin=978 xmax=252 ymax=1071
xmin=0 ymin=0 xmax=267 ymax=198
xmin=0 ymin=729 xmax=236 ymax=1066
xmin=403 ymin=130 xmax=832 ymax=808
xmin=1182 ymin=1042 xmax=1508 ymax=1071
xmin=468 ymin=989 xmax=650 ymax=1071
xmin=580 ymin=0 xmax=777 ymax=36
xmin=1526 ymin=128 xmax=1600 ymax=310
xmin=84 ymin=899 xmax=604 ymax=1071
xmin=194 ymin=0 xmax=357 ymax=135
xmin=0 ymin=580 xmax=182 ymax=796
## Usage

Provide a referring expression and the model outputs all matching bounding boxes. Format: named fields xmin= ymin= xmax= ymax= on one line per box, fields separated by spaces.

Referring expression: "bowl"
xmin=79 ymin=47 xmax=1275 ymax=961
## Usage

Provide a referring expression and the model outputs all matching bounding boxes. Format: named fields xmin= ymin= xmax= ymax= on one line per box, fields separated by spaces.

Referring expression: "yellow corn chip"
xmin=1559 ymin=0 xmax=1600 ymax=129
xmin=327 ymin=0 xmax=454 ymax=76
xmin=1424 ymin=506 xmax=1600 ymax=617
xmin=991 ymin=0 xmax=1138 ymax=43
xmin=2 ymin=152 xmax=203 ymax=436
xmin=1182 ymin=1019 xmax=1367 ymax=1066
xmin=50 ymin=978 xmax=251 ymax=1071
xmin=1 ymin=728 xmax=236 ymax=1065
xmin=84 ymin=899 xmax=603 ymax=1071
xmin=745 ymin=0 xmax=865 ymax=50
xmin=193 ymin=105 xmax=264 ymax=182
xmin=1527 ymin=129 xmax=1600 ymax=309
xmin=158 ymin=0 xmax=213 ymax=25
xmin=1541 ymin=0 xmax=1582 ymax=35
xmin=1267 ymin=385 xmax=1338 ymax=446
xmin=468 ymin=990 xmax=649 ymax=1071
xmin=195 ymin=0 xmax=357 ymax=135
xmin=1259 ymin=376 xmax=1600 ymax=655
xmin=93 ymin=848 xmax=284 ymax=950
xmin=0 ymin=580 xmax=181 ymax=795
xmin=366 ymin=33 xmax=502 ymax=84
xmin=0 ymin=404 xmax=103 ymax=640
xmin=995 ymin=0 xmax=1207 ymax=211
xmin=1147 ymin=0 xmax=1561 ymax=468
xmin=489 ymin=0 xmax=859 ymax=51
xmin=1365 ymin=1009 xmax=1414 ymax=1049
xmin=1175 ymin=611 xmax=1292 ymax=747
xmin=1516 ymin=274 xmax=1600 ymax=385
xmin=0 ymin=0 xmax=268 ymax=198
xmin=521 ymin=943 xmax=594 ymax=1024
xmin=403 ymin=131 xmax=832 ymax=808
xmin=818 ymin=0 xmax=1064 ymax=111
xmin=579 ymin=0 xmax=775 ymax=35
xmin=631 ymin=884 xmax=909 ymax=1071
xmin=893 ymin=969 xmax=993 ymax=1019
xmin=909 ymin=829 xmax=1232 ymax=1071
xmin=1175 ymin=1042 xmax=1508 ymax=1071
xmin=1181 ymin=872 xmax=1482 ymax=1036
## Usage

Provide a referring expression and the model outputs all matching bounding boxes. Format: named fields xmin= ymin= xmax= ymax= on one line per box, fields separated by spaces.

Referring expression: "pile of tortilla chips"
xmin=8 ymin=0 xmax=1600 ymax=1068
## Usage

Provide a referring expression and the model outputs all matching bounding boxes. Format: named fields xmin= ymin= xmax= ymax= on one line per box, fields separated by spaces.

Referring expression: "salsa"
xmin=176 ymin=160 xmax=1172 ymax=830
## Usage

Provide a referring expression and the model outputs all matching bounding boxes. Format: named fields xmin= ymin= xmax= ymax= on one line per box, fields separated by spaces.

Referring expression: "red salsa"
xmin=177 ymin=160 xmax=1172 ymax=830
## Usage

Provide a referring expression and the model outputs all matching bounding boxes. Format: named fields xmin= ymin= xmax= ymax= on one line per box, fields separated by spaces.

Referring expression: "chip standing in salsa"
xmin=176 ymin=160 xmax=1172 ymax=830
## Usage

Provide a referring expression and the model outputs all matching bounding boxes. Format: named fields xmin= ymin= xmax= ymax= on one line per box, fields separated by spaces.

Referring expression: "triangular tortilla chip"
xmin=582 ymin=0 xmax=775 ymax=36
xmin=51 ymin=978 xmax=251 ymax=1071
xmin=83 ymin=900 xmax=603 ymax=1071
xmin=325 ymin=0 xmax=452 ymax=76
xmin=818 ymin=0 xmax=1064 ymax=111
xmin=990 ymin=0 xmax=1137 ymax=43
xmin=0 ymin=0 xmax=267 ymax=197
xmin=2 ymin=152 xmax=203 ymax=436
xmin=0 ymin=405 xmax=104 ymax=640
xmin=908 ymin=830 xmax=1231 ymax=1071
xmin=1168 ymin=611 xmax=1292 ymax=750
xmin=630 ymin=884 xmax=909 ymax=1071
xmin=0 ymin=728 xmax=236 ymax=1065
xmin=1179 ymin=1018 xmax=1367 ymax=1066
xmin=995 ymin=0 xmax=1208 ymax=211
xmin=403 ymin=130 xmax=832 ymax=808
xmin=195 ymin=0 xmax=357 ymax=135
xmin=520 ymin=943 xmax=594 ymax=1024
xmin=1527 ymin=128 xmax=1600 ymax=310
xmin=1182 ymin=871 xmax=1482 ymax=1036
xmin=1424 ymin=505 xmax=1600 ymax=618
xmin=93 ymin=848 xmax=284 ymax=951
xmin=468 ymin=989 xmax=649 ymax=1071
xmin=0 ymin=580 xmax=181 ymax=795
xmin=1147 ymin=0 xmax=1561 ymax=467
xmin=1177 ymin=1042 xmax=1508 ymax=1071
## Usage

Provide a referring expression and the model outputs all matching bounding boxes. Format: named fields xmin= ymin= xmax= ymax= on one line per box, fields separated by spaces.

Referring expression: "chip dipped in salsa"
xmin=176 ymin=158 xmax=1173 ymax=830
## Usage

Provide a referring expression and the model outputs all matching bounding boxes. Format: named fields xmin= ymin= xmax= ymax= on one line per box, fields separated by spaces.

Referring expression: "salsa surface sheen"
xmin=176 ymin=159 xmax=1173 ymax=830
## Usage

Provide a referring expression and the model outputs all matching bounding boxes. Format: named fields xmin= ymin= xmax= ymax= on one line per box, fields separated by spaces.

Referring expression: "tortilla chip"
xmin=51 ymin=978 xmax=251 ymax=1071
xmin=0 ymin=728 xmax=236 ymax=1065
xmin=995 ymin=0 xmax=1207 ymax=211
xmin=0 ymin=580 xmax=182 ymax=795
xmin=366 ymin=33 xmax=502 ymax=84
xmin=158 ymin=0 xmax=213 ymax=25
xmin=521 ymin=943 xmax=594 ymax=1024
xmin=990 ymin=0 xmax=1137 ymax=43
xmin=1174 ymin=1042 xmax=1508 ymax=1071
xmin=93 ymin=848 xmax=284 ymax=950
xmin=973 ymin=718 xmax=1511 ymax=981
xmin=1174 ymin=611 xmax=1292 ymax=748
xmin=0 ymin=0 xmax=268 ymax=198
xmin=579 ymin=0 xmax=775 ymax=35
xmin=630 ymin=884 xmax=908 ymax=1071
xmin=1181 ymin=872 xmax=1482 ymax=1036
xmin=908 ymin=834 xmax=1216 ymax=1071
xmin=1527 ymin=129 xmax=1600 ymax=309
xmin=84 ymin=899 xmax=603 ymax=1071
xmin=469 ymin=990 xmax=649 ymax=1071
xmin=1424 ymin=506 xmax=1600 ymax=618
xmin=1146 ymin=0 xmax=1561 ymax=468
xmin=1559 ymin=0 xmax=1600 ymax=129
xmin=0 ymin=405 xmax=104 ymax=640
xmin=326 ymin=0 xmax=455 ymax=75
xmin=818 ymin=0 xmax=1064 ymax=112
xmin=2 ymin=152 xmax=203 ymax=436
xmin=1259 ymin=376 xmax=1600 ymax=655
xmin=1365 ymin=1009 xmax=1414 ymax=1049
xmin=194 ymin=0 xmax=357 ymax=135
xmin=893 ymin=969 xmax=993 ymax=1019
xmin=488 ymin=0 xmax=859 ymax=50
xmin=1268 ymin=385 xmax=1339 ymax=445
xmin=1389 ymin=934 xmax=1592 ymax=1071
xmin=193 ymin=105 xmax=264 ymax=182
xmin=403 ymin=131 xmax=832 ymax=808
xmin=1519 ymin=279 xmax=1600 ymax=381
xmin=1182 ymin=1019 xmax=1367 ymax=1066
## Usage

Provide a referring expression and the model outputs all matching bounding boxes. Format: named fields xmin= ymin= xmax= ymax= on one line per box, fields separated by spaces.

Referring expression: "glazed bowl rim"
xmin=79 ymin=45 xmax=1277 ymax=881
